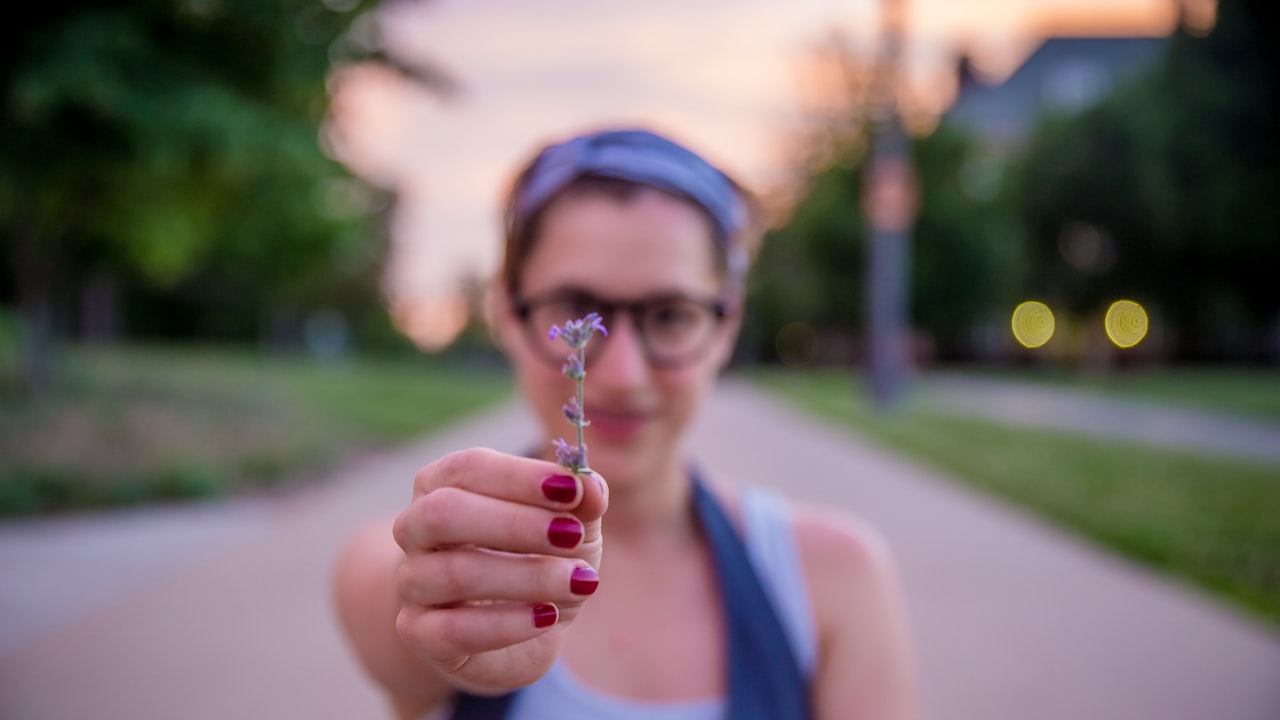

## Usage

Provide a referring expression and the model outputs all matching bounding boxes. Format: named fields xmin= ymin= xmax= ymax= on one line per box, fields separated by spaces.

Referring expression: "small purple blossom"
xmin=561 ymin=354 xmax=584 ymax=381
xmin=548 ymin=312 xmax=608 ymax=350
xmin=551 ymin=438 xmax=586 ymax=471
xmin=549 ymin=313 xmax=606 ymax=473
xmin=562 ymin=397 xmax=584 ymax=424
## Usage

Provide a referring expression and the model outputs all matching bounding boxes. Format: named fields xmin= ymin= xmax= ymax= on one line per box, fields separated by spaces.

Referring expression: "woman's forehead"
xmin=520 ymin=191 xmax=720 ymax=295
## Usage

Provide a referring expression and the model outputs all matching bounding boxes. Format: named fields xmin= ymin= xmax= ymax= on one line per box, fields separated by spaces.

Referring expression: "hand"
xmin=392 ymin=447 xmax=608 ymax=692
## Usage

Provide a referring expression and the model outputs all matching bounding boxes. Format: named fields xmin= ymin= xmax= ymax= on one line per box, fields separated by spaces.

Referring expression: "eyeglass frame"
xmin=511 ymin=287 xmax=733 ymax=369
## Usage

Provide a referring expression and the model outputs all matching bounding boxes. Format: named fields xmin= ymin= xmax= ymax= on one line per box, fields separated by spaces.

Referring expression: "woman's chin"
xmin=582 ymin=443 xmax=658 ymax=488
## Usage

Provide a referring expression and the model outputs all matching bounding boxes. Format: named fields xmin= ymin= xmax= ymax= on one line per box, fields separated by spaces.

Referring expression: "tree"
xmin=0 ymin=0 xmax=447 ymax=392
xmin=750 ymin=123 xmax=1023 ymax=364
xmin=1011 ymin=0 xmax=1280 ymax=361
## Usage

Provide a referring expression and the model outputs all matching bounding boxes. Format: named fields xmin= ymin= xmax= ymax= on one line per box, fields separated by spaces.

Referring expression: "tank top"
xmin=435 ymin=484 xmax=816 ymax=720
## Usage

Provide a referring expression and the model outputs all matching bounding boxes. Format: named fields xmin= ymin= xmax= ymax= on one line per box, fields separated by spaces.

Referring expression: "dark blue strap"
xmin=448 ymin=692 xmax=514 ymax=720
xmin=690 ymin=470 xmax=812 ymax=720
xmin=451 ymin=470 xmax=810 ymax=719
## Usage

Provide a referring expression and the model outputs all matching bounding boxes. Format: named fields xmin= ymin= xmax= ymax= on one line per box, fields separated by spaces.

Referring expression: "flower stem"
xmin=575 ymin=346 xmax=586 ymax=471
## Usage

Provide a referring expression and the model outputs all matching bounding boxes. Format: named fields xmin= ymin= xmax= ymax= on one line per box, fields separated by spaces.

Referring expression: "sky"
xmin=325 ymin=0 xmax=1193 ymax=348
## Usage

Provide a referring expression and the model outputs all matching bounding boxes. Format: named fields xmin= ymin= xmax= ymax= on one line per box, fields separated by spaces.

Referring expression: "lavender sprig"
xmin=548 ymin=313 xmax=607 ymax=473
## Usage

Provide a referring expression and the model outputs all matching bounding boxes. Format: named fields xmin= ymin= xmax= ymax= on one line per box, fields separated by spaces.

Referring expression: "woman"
xmin=334 ymin=128 xmax=919 ymax=719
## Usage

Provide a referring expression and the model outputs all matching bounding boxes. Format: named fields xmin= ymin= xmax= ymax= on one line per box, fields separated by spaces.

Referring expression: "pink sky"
xmin=326 ymin=0 xmax=1192 ymax=348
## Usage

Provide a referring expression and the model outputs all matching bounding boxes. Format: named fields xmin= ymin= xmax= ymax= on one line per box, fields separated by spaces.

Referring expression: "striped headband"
xmin=516 ymin=128 xmax=749 ymax=247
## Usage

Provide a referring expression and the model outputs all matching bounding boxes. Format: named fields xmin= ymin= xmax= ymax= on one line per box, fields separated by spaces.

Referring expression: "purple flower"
xmin=548 ymin=312 xmax=608 ymax=350
xmin=562 ymin=397 xmax=588 ymax=425
xmin=562 ymin=354 xmax=584 ymax=381
xmin=551 ymin=438 xmax=586 ymax=470
xmin=550 ymin=313 xmax=606 ymax=473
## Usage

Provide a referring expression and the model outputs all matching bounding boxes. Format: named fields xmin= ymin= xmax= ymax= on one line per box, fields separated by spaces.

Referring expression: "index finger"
xmin=413 ymin=447 xmax=606 ymax=521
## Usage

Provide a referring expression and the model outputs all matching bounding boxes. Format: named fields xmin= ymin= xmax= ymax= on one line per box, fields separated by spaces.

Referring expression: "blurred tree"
xmin=1012 ymin=0 xmax=1279 ymax=361
xmin=749 ymin=29 xmax=1024 ymax=365
xmin=749 ymin=123 xmax=1021 ymax=364
xmin=0 ymin=0 xmax=448 ymax=392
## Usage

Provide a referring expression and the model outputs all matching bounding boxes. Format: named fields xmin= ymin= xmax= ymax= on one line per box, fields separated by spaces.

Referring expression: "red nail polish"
xmin=541 ymin=475 xmax=577 ymax=504
xmin=570 ymin=566 xmax=599 ymax=596
xmin=532 ymin=603 xmax=558 ymax=628
xmin=548 ymin=517 xmax=583 ymax=549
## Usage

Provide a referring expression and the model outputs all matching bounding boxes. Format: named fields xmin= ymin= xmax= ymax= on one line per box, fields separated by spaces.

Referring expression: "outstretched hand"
xmin=392 ymin=447 xmax=608 ymax=692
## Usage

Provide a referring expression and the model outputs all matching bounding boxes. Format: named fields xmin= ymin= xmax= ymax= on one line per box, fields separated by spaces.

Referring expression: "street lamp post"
xmin=864 ymin=0 xmax=916 ymax=411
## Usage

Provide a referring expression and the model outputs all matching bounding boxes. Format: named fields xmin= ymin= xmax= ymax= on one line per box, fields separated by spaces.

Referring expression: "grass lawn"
xmin=753 ymin=368 xmax=1280 ymax=628
xmin=964 ymin=366 xmax=1280 ymax=422
xmin=0 ymin=344 xmax=512 ymax=516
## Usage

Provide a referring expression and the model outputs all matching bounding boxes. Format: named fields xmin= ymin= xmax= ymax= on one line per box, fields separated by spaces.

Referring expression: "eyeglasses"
xmin=512 ymin=288 xmax=730 ymax=369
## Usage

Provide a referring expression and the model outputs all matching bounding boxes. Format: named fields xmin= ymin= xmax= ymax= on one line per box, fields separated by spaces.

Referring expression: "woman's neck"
xmin=598 ymin=456 xmax=698 ymax=546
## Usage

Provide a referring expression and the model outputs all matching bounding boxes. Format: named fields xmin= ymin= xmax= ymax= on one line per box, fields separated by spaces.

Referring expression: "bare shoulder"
xmin=787 ymin=502 xmax=920 ymax=719
xmin=789 ymin=502 xmax=900 ymax=597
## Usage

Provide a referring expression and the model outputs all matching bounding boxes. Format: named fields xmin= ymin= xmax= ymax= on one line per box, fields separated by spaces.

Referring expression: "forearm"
xmin=334 ymin=519 xmax=454 ymax=716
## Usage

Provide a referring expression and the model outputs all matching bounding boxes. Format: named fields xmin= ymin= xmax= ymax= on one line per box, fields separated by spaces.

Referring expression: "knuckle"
xmin=432 ymin=610 xmax=470 ymax=653
xmin=432 ymin=447 xmax=491 ymax=484
xmin=396 ymin=485 xmax=467 ymax=551
xmin=433 ymin=449 xmax=468 ymax=479
xmin=395 ymin=606 xmax=425 ymax=648
xmin=435 ymin=553 xmax=475 ymax=598
xmin=398 ymin=606 xmax=460 ymax=662
xmin=391 ymin=512 xmax=409 ymax=550
xmin=419 ymin=453 xmax=459 ymax=492
xmin=418 ymin=486 xmax=465 ymax=527
xmin=412 ymin=465 xmax=432 ymax=496
xmin=393 ymin=559 xmax=418 ymax=603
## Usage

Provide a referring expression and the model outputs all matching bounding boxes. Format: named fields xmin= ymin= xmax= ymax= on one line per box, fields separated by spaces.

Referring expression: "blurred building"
xmin=944 ymin=36 xmax=1169 ymax=152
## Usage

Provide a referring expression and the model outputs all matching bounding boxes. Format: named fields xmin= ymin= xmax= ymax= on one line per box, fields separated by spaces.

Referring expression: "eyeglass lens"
xmin=521 ymin=292 xmax=723 ymax=367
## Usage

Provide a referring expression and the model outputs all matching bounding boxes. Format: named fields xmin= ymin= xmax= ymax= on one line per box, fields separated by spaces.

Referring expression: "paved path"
xmin=2 ymin=380 xmax=1278 ymax=719
xmin=916 ymin=373 xmax=1280 ymax=466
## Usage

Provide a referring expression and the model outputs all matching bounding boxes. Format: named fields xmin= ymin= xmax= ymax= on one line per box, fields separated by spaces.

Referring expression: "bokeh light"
xmin=1105 ymin=299 xmax=1149 ymax=348
xmin=776 ymin=321 xmax=820 ymax=367
xmin=388 ymin=294 xmax=470 ymax=351
xmin=1011 ymin=301 xmax=1056 ymax=348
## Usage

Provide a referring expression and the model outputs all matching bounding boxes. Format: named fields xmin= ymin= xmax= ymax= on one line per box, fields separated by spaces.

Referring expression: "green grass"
xmin=0 ymin=344 xmax=512 ymax=516
xmin=753 ymin=369 xmax=1280 ymax=628
xmin=965 ymin=366 xmax=1280 ymax=422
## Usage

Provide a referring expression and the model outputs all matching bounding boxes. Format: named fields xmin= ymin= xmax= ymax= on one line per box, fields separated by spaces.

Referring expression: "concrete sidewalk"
xmin=1 ymin=380 xmax=1278 ymax=719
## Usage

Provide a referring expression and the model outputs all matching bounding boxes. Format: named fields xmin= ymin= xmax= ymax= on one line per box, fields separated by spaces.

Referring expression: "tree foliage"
xmin=1 ymin=0 xmax=423 ymax=391
xmin=748 ymin=122 xmax=1022 ymax=364
xmin=1012 ymin=0 xmax=1279 ymax=360
xmin=756 ymin=0 xmax=1276 ymax=365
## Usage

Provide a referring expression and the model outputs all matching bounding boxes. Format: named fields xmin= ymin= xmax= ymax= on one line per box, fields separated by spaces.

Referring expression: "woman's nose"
xmin=589 ymin=312 xmax=649 ymax=384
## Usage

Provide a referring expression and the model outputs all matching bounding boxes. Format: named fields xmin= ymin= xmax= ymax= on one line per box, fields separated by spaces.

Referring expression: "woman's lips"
xmin=584 ymin=406 xmax=651 ymax=442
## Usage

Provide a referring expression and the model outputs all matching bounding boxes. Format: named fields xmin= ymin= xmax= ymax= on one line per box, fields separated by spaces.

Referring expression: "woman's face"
xmin=496 ymin=189 xmax=739 ymax=489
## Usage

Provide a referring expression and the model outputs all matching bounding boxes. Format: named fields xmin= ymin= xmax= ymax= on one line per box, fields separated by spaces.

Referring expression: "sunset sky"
xmin=326 ymin=0 xmax=1197 ymax=348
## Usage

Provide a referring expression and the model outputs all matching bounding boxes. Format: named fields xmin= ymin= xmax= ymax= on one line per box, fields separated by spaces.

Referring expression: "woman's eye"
xmin=650 ymin=303 xmax=697 ymax=330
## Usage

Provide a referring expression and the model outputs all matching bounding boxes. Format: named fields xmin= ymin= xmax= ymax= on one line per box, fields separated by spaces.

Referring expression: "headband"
xmin=516 ymin=128 xmax=749 ymax=246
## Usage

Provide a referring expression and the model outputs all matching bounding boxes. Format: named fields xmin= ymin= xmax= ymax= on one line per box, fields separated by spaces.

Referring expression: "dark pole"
xmin=864 ymin=0 xmax=915 ymax=411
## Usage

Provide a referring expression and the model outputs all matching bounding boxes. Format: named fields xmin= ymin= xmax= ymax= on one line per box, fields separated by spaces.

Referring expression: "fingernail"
xmin=570 ymin=566 xmax=599 ymax=596
xmin=532 ymin=603 xmax=558 ymax=628
xmin=548 ymin=517 xmax=583 ymax=549
xmin=541 ymin=474 xmax=577 ymax=504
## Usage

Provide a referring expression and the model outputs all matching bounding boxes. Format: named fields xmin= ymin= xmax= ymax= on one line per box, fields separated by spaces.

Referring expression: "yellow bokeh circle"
xmin=1011 ymin=301 xmax=1056 ymax=348
xmin=775 ymin=321 xmax=819 ymax=367
xmin=1105 ymin=300 xmax=1148 ymax=348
